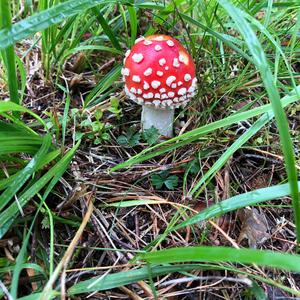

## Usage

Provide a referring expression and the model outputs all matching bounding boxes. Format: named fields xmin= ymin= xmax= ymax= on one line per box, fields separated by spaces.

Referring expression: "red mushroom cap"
xmin=122 ymin=34 xmax=197 ymax=109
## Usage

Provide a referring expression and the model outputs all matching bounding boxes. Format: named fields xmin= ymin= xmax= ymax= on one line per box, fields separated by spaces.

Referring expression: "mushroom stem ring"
xmin=122 ymin=34 xmax=197 ymax=137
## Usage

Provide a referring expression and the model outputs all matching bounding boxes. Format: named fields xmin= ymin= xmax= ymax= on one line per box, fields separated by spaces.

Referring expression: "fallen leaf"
xmin=238 ymin=208 xmax=270 ymax=248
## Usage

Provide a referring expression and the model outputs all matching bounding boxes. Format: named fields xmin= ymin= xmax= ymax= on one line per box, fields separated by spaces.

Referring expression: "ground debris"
xmin=237 ymin=208 xmax=271 ymax=248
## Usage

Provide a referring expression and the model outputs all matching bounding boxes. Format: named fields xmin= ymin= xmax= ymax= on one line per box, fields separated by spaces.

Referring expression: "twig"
xmin=38 ymin=198 xmax=94 ymax=300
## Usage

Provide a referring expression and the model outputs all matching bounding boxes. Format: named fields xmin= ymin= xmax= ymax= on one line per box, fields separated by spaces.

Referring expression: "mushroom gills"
xmin=141 ymin=105 xmax=175 ymax=137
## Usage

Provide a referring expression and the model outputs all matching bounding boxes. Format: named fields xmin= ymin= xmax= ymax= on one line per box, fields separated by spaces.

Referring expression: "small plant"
xmin=108 ymin=97 xmax=122 ymax=120
xmin=75 ymin=109 xmax=111 ymax=144
xmin=117 ymin=126 xmax=159 ymax=147
xmin=184 ymin=158 xmax=201 ymax=175
xmin=151 ymin=171 xmax=179 ymax=190
xmin=142 ymin=126 xmax=160 ymax=145
xmin=117 ymin=127 xmax=141 ymax=147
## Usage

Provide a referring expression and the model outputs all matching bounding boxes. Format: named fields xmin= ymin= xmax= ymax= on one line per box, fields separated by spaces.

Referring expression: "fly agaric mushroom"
xmin=122 ymin=34 xmax=197 ymax=137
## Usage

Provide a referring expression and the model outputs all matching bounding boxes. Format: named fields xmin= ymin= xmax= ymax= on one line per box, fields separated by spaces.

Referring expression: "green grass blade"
xmin=68 ymin=264 xmax=211 ymax=295
xmin=0 ymin=101 xmax=46 ymax=128
xmin=84 ymin=64 xmax=122 ymax=107
xmin=18 ymin=293 xmax=57 ymax=300
xmin=128 ymin=5 xmax=137 ymax=46
xmin=0 ymin=0 xmax=19 ymax=104
xmin=61 ymin=45 xmax=122 ymax=63
xmin=91 ymin=7 xmax=122 ymax=50
xmin=104 ymin=199 xmax=164 ymax=208
xmin=190 ymin=112 xmax=273 ymax=198
xmin=0 ymin=141 xmax=80 ymax=238
xmin=10 ymin=207 xmax=42 ymax=298
xmin=136 ymin=246 xmax=300 ymax=273
xmin=240 ymin=5 xmax=298 ymax=93
xmin=0 ymin=150 xmax=60 ymax=191
xmin=0 ymin=121 xmax=44 ymax=155
xmin=62 ymin=94 xmax=70 ymax=149
xmin=175 ymin=181 xmax=300 ymax=231
xmin=0 ymin=134 xmax=52 ymax=211
xmin=0 ymin=0 xmax=119 ymax=50
xmin=219 ymin=0 xmax=300 ymax=244
xmin=15 ymin=55 xmax=27 ymax=102
xmin=180 ymin=13 xmax=252 ymax=63
xmin=111 ymin=86 xmax=300 ymax=171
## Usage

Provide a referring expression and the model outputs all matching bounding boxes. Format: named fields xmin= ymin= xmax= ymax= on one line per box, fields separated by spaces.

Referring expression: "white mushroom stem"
xmin=141 ymin=105 xmax=174 ymax=137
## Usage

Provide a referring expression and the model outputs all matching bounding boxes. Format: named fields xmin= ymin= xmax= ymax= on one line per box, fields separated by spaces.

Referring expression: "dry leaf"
xmin=237 ymin=208 xmax=270 ymax=248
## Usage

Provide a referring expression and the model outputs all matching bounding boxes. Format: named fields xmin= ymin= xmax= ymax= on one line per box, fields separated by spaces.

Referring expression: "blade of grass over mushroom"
xmin=127 ymin=5 xmax=138 ymax=47
xmin=135 ymin=247 xmax=300 ymax=274
xmin=0 ymin=0 xmax=19 ymax=105
xmin=174 ymin=181 xmax=300 ymax=231
xmin=111 ymin=86 xmax=300 ymax=171
xmin=0 ymin=0 xmax=120 ymax=50
xmin=219 ymin=0 xmax=300 ymax=243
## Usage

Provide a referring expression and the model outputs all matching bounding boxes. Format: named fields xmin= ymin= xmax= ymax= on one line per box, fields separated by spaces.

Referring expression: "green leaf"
xmin=0 ymin=101 xmax=46 ymax=127
xmin=164 ymin=175 xmax=178 ymax=190
xmin=117 ymin=135 xmax=129 ymax=146
xmin=248 ymin=280 xmax=267 ymax=300
xmin=0 ymin=141 xmax=80 ymax=238
xmin=0 ymin=0 xmax=19 ymax=105
xmin=84 ymin=64 xmax=122 ymax=107
xmin=91 ymin=7 xmax=122 ymax=51
xmin=0 ymin=134 xmax=52 ymax=211
xmin=18 ymin=292 xmax=57 ymax=300
xmin=110 ymin=97 xmax=119 ymax=108
xmin=110 ymin=86 xmax=300 ymax=172
xmin=142 ymin=126 xmax=159 ymax=145
xmin=0 ymin=0 xmax=119 ymax=50
xmin=75 ymin=132 xmax=84 ymax=141
xmin=68 ymin=264 xmax=211 ymax=295
xmin=191 ymin=112 xmax=272 ymax=198
xmin=151 ymin=171 xmax=179 ymax=190
xmin=174 ymin=181 xmax=300 ymax=232
xmin=219 ymin=0 xmax=300 ymax=244
xmin=151 ymin=174 xmax=164 ymax=189
xmin=104 ymin=199 xmax=165 ymax=208
xmin=136 ymin=246 xmax=300 ymax=274
xmin=185 ymin=159 xmax=200 ymax=175
xmin=0 ymin=120 xmax=43 ymax=155
xmin=117 ymin=127 xmax=141 ymax=147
